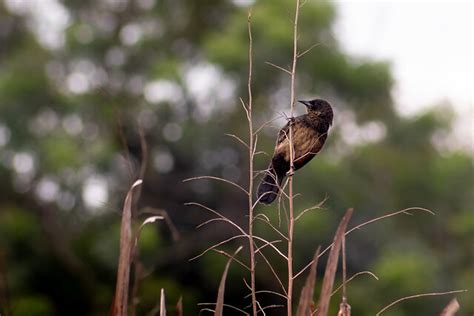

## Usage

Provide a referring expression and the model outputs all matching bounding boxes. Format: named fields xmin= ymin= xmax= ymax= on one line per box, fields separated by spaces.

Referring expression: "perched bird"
xmin=257 ymin=98 xmax=333 ymax=204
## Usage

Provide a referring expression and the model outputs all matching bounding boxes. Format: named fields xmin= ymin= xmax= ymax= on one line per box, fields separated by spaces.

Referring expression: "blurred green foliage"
xmin=0 ymin=0 xmax=472 ymax=315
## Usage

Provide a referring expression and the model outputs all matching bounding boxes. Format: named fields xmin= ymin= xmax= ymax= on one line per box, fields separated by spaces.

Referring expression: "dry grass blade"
xmin=175 ymin=296 xmax=183 ymax=316
xmin=110 ymin=179 xmax=143 ymax=316
xmin=215 ymin=246 xmax=244 ymax=316
xmin=140 ymin=208 xmax=180 ymax=242
xmin=316 ymin=208 xmax=353 ymax=316
xmin=296 ymin=246 xmax=321 ymax=316
xmin=440 ymin=298 xmax=460 ymax=316
xmin=132 ymin=216 xmax=164 ymax=258
xmin=160 ymin=288 xmax=166 ymax=316
xmin=376 ymin=290 xmax=467 ymax=316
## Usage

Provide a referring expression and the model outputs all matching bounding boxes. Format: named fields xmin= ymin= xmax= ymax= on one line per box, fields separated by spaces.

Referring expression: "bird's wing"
xmin=276 ymin=121 xmax=290 ymax=145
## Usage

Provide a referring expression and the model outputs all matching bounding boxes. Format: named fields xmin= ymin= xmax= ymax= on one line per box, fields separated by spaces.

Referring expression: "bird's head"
xmin=298 ymin=98 xmax=333 ymax=123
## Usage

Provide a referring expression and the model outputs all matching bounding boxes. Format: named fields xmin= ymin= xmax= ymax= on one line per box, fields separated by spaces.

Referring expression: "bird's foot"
xmin=286 ymin=170 xmax=295 ymax=177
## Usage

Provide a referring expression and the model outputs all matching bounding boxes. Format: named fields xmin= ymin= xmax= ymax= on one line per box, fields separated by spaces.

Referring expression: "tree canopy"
xmin=0 ymin=0 xmax=472 ymax=315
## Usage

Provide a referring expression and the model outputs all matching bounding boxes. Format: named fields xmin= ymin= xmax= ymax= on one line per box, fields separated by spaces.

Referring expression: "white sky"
xmin=334 ymin=0 xmax=473 ymax=150
xmin=334 ymin=0 xmax=473 ymax=113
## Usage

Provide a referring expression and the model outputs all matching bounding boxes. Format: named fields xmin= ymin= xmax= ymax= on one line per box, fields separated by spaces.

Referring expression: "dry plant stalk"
xmin=286 ymin=0 xmax=301 ymax=314
xmin=110 ymin=179 xmax=143 ymax=316
xmin=245 ymin=9 xmax=258 ymax=316
xmin=316 ymin=208 xmax=353 ymax=316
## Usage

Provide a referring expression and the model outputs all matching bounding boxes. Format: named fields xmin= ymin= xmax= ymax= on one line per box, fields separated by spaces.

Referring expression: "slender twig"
xmin=375 ymin=290 xmax=467 ymax=316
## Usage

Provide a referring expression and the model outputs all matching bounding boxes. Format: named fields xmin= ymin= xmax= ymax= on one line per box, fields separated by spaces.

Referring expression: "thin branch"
xmin=254 ymin=240 xmax=283 ymax=255
xmin=185 ymin=202 xmax=247 ymax=236
xmin=295 ymin=196 xmax=328 ymax=222
xmin=199 ymin=303 xmax=249 ymax=315
xmin=331 ymin=271 xmax=379 ymax=296
xmin=256 ymin=250 xmax=287 ymax=296
xmin=240 ymin=97 xmax=251 ymax=122
xmin=245 ymin=290 xmax=288 ymax=300
xmin=183 ymin=176 xmax=248 ymax=195
xmin=264 ymin=61 xmax=292 ymax=75
xmin=253 ymin=236 xmax=287 ymax=260
xmin=294 ymin=207 xmax=435 ymax=279
xmin=375 ymin=290 xmax=468 ymax=316
xmin=212 ymin=249 xmax=250 ymax=271
xmin=226 ymin=133 xmax=250 ymax=149
xmin=254 ymin=214 xmax=289 ymax=241
xmin=253 ymin=114 xmax=285 ymax=136
xmin=297 ymin=43 xmax=320 ymax=58
xmin=189 ymin=235 xmax=245 ymax=262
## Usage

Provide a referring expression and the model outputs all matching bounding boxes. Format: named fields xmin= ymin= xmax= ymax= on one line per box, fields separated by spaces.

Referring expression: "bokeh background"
xmin=0 ymin=0 xmax=472 ymax=315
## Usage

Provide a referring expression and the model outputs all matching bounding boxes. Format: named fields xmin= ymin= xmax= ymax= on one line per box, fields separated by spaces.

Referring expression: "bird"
xmin=256 ymin=98 xmax=333 ymax=204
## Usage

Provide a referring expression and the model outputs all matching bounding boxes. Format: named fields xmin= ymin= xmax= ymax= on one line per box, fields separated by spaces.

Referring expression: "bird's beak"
xmin=298 ymin=100 xmax=311 ymax=107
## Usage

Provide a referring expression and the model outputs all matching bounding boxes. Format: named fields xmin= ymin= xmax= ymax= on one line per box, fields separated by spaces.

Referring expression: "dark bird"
xmin=257 ymin=98 xmax=333 ymax=204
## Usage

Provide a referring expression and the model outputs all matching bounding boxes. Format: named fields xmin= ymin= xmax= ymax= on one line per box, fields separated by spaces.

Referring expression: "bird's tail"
xmin=257 ymin=168 xmax=283 ymax=205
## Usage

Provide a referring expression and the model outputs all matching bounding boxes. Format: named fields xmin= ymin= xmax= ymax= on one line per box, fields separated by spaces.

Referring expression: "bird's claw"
xmin=286 ymin=170 xmax=295 ymax=177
